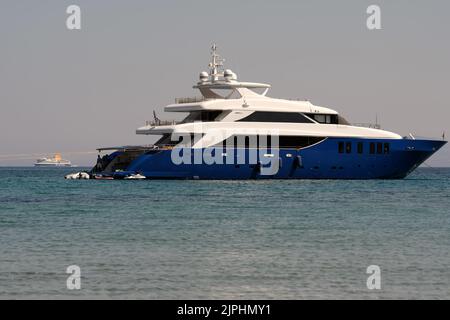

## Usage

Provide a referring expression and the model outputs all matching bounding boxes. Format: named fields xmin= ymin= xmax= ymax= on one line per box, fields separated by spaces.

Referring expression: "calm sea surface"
xmin=0 ymin=167 xmax=449 ymax=299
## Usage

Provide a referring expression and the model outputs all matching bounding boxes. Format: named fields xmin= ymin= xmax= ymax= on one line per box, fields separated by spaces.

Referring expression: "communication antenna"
xmin=209 ymin=43 xmax=225 ymax=81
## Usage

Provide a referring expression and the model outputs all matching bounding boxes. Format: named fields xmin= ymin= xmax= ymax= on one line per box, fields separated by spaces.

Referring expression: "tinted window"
xmin=338 ymin=142 xmax=344 ymax=153
xmin=384 ymin=143 xmax=390 ymax=154
xmin=220 ymin=135 xmax=325 ymax=149
xmin=304 ymin=113 xmax=339 ymax=124
xmin=370 ymin=142 xmax=375 ymax=154
xmin=238 ymin=112 xmax=313 ymax=123
xmin=346 ymin=142 xmax=352 ymax=153
xmin=278 ymin=136 xmax=325 ymax=148
xmin=357 ymin=142 xmax=363 ymax=154
xmin=377 ymin=143 xmax=383 ymax=154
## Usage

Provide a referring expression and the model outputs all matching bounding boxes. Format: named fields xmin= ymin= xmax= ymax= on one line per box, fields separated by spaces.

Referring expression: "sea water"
xmin=0 ymin=167 xmax=449 ymax=299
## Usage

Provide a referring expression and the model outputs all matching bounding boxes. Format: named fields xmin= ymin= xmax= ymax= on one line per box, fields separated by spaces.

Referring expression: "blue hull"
xmin=104 ymin=138 xmax=446 ymax=180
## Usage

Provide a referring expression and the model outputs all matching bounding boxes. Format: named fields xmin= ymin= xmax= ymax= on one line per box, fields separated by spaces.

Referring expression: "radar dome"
xmin=199 ymin=71 xmax=209 ymax=82
xmin=224 ymin=69 xmax=237 ymax=81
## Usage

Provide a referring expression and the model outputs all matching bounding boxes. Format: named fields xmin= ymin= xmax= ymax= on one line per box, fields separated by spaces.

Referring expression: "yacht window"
xmin=219 ymin=135 xmax=325 ymax=149
xmin=346 ymin=142 xmax=352 ymax=153
xmin=338 ymin=142 xmax=344 ymax=153
xmin=370 ymin=142 xmax=375 ymax=154
xmin=315 ymin=114 xmax=326 ymax=123
xmin=278 ymin=136 xmax=325 ymax=148
xmin=237 ymin=112 xmax=313 ymax=123
xmin=384 ymin=143 xmax=390 ymax=154
xmin=377 ymin=142 xmax=383 ymax=154
xmin=357 ymin=142 xmax=363 ymax=154
xmin=304 ymin=113 xmax=339 ymax=124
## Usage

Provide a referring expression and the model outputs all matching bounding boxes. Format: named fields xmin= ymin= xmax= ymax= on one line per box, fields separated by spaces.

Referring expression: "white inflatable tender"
xmin=65 ymin=172 xmax=90 ymax=180
xmin=124 ymin=173 xmax=146 ymax=180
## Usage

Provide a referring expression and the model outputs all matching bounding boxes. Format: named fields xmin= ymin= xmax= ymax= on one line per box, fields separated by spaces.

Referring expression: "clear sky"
xmin=0 ymin=0 xmax=449 ymax=166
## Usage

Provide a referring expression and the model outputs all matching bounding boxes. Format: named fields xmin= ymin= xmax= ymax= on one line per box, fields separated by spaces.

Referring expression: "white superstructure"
xmin=136 ymin=44 xmax=401 ymax=148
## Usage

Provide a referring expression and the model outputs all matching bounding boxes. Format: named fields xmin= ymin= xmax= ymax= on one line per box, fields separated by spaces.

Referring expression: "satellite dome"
xmin=199 ymin=71 xmax=209 ymax=82
xmin=224 ymin=69 xmax=237 ymax=81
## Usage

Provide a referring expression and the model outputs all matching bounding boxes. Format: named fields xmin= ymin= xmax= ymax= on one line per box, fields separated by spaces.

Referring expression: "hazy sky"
xmin=0 ymin=0 xmax=449 ymax=166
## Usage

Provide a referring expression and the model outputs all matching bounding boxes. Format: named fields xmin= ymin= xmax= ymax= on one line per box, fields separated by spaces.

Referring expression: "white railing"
xmin=145 ymin=120 xmax=179 ymax=127
xmin=351 ymin=123 xmax=381 ymax=129
xmin=174 ymin=97 xmax=205 ymax=104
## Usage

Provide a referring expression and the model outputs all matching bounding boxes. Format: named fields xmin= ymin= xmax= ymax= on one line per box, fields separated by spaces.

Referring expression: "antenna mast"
xmin=209 ymin=43 xmax=224 ymax=82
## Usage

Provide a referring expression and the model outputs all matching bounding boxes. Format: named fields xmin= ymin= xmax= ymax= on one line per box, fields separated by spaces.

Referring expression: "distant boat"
xmin=34 ymin=153 xmax=73 ymax=167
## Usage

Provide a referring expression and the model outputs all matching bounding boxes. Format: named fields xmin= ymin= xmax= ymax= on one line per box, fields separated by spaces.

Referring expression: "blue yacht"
xmin=90 ymin=45 xmax=446 ymax=180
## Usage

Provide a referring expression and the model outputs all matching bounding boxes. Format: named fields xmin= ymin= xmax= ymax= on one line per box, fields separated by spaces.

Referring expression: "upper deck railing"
xmin=174 ymin=97 xmax=206 ymax=104
xmin=351 ymin=123 xmax=381 ymax=129
xmin=145 ymin=120 xmax=180 ymax=127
